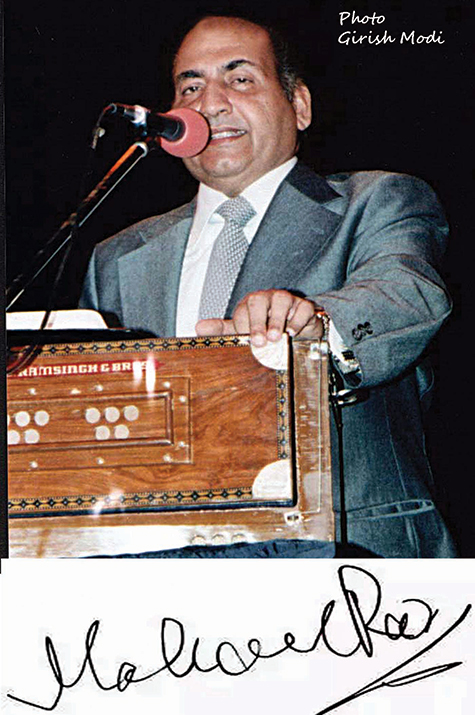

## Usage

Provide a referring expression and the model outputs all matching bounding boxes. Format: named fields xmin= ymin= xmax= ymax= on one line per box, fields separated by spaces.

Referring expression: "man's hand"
xmin=196 ymin=289 xmax=324 ymax=347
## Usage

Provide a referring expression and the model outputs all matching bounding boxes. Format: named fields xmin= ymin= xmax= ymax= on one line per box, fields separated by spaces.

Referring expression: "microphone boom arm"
xmin=6 ymin=141 xmax=149 ymax=311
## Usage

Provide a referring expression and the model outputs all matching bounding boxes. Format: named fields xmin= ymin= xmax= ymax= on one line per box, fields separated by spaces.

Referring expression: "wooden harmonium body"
xmin=7 ymin=334 xmax=334 ymax=557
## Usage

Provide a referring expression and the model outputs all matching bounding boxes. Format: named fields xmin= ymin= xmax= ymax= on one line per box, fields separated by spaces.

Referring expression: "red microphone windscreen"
xmin=159 ymin=108 xmax=210 ymax=157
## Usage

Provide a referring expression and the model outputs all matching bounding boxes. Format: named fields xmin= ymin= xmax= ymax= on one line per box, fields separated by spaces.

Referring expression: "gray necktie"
xmin=199 ymin=196 xmax=256 ymax=320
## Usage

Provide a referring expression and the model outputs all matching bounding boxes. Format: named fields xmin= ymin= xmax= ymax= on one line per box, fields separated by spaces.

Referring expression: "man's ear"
xmin=292 ymin=82 xmax=312 ymax=131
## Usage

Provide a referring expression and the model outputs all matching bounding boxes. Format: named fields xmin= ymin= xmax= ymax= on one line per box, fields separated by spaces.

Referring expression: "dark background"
xmin=4 ymin=0 xmax=472 ymax=554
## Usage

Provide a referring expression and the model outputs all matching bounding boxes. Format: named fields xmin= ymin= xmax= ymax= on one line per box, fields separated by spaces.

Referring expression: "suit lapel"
xmin=119 ymin=202 xmax=194 ymax=337
xmin=226 ymin=165 xmax=342 ymax=316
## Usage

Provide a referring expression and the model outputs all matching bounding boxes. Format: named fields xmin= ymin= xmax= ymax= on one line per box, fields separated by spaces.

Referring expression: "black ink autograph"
xmin=7 ymin=565 xmax=471 ymax=713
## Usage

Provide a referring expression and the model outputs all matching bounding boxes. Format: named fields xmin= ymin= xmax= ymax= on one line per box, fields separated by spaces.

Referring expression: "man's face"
xmin=172 ymin=17 xmax=311 ymax=196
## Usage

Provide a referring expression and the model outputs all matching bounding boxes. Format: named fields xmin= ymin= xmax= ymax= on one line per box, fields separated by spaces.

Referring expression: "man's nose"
xmin=197 ymin=83 xmax=232 ymax=118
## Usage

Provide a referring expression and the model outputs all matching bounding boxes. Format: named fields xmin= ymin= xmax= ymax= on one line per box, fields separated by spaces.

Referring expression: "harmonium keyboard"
xmin=7 ymin=332 xmax=334 ymax=557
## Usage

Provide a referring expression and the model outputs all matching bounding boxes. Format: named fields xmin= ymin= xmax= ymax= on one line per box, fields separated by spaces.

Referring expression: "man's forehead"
xmin=173 ymin=17 xmax=274 ymax=75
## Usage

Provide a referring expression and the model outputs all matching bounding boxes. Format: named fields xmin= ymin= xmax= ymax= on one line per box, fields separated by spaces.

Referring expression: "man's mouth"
xmin=210 ymin=128 xmax=247 ymax=141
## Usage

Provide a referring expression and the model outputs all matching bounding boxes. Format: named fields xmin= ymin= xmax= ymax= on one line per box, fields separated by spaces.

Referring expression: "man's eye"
xmin=232 ymin=77 xmax=253 ymax=87
xmin=182 ymin=85 xmax=201 ymax=96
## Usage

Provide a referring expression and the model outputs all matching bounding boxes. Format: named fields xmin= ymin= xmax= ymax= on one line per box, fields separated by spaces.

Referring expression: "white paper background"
xmin=1 ymin=559 xmax=473 ymax=715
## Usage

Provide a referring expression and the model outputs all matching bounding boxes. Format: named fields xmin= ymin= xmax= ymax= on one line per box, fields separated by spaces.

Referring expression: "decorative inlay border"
xmin=275 ymin=370 xmax=290 ymax=461
xmin=37 ymin=335 xmax=251 ymax=359
xmin=9 ymin=485 xmax=255 ymax=516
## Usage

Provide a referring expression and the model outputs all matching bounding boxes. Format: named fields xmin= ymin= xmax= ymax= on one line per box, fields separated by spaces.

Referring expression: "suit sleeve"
xmin=78 ymin=249 xmax=99 ymax=311
xmin=77 ymin=223 xmax=145 ymax=326
xmin=311 ymin=173 xmax=451 ymax=389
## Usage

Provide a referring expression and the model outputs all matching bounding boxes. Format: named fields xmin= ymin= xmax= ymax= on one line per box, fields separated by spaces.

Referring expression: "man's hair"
xmin=264 ymin=23 xmax=302 ymax=101
xmin=170 ymin=13 xmax=306 ymax=102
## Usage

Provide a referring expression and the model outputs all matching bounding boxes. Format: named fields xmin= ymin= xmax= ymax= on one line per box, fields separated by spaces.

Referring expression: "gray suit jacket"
xmin=80 ymin=163 xmax=456 ymax=558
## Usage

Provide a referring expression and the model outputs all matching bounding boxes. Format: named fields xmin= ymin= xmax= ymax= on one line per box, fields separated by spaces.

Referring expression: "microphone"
xmin=101 ymin=103 xmax=210 ymax=157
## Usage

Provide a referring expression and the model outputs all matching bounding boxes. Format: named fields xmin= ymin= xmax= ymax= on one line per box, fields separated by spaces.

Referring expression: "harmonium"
xmin=7 ymin=329 xmax=334 ymax=557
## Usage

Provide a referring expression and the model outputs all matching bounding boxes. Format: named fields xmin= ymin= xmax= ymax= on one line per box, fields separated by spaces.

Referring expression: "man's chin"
xmin=185 ymin=157 xmax=253 ymax=189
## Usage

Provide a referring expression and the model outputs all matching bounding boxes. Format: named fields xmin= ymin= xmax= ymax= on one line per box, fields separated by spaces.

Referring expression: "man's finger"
xmin=195 ymin=318 xmax=235 ymax=336
xmin=266 ymin=291 xmax=296 ymax=341
xmin=286 ymin=299 xmax=319 ymax=336
xmin=295 ymin=313 xmax=324 ymax=339
xmin=236 ymin=292 xmax=270 ymax=346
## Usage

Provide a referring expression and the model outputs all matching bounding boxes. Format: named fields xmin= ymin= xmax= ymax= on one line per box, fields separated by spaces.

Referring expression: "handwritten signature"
xmin=7 ymin=565 xmax=471 ymax=712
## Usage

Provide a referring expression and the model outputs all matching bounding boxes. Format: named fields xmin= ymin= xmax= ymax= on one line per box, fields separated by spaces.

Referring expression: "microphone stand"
xmin=6 ymin=141 xmax=150 ymax=311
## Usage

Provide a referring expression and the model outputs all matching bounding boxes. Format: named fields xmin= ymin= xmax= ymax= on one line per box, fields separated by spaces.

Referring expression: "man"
xmin=80 ymin=15 xmax=456 ymax=558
